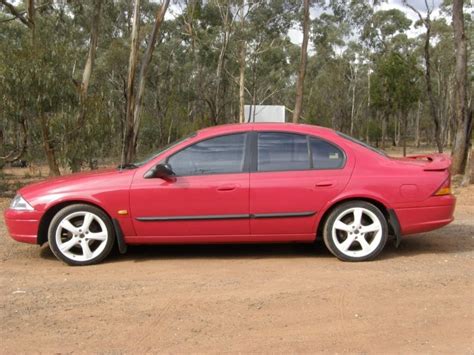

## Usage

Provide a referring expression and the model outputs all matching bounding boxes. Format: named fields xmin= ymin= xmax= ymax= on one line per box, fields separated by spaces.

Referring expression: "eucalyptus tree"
xmin=403 ymin=0 xmax=444 ymax=152
xmin=123 ymin=0 xmax=170 ymax=164
xmin=235 ymin=0 xmax=298 ymax=120
xmin=0 ymin=1 xmax=81 ymax=175
xmin=292 ymin=0 xmax=310 ymax=123
xmin=429 ymin=18 xmax=456 ymax=147
xmin=0 ymin=0 xmax=471 ymax=184
xmin=451 ymin=0 xmax=472 ymax=175
xmin=67 ymin=0 xmax=103 ymax=172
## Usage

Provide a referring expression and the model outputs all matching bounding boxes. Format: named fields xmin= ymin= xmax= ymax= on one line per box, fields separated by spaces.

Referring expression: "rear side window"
xmin=310 ymin=138 xmax=344 ymax=169
xmin=168 ymin=133 xmax=247 ymax=176
xmin=337 ymin=131 xmax=387 ymax=157
xmin=257 ymin=132 xmax=310 ymax=172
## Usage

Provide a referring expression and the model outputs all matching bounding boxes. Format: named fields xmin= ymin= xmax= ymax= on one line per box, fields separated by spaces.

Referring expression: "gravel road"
xmin=1 ymin=187 xmax=473 ymax=353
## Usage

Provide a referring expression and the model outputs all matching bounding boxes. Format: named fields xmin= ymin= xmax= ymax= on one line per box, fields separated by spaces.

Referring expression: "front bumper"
xmin=4 ymin=209 xmax=41 ymax=244
xmin=394 ymin=194 xmax=456 ymax=235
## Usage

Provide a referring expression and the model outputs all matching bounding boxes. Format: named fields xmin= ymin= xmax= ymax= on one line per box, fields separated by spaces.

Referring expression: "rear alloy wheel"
xmin=48 ymin=204 xmax=115 ymax=266
xmin=323 ymin=201 xmax=388 ymax=261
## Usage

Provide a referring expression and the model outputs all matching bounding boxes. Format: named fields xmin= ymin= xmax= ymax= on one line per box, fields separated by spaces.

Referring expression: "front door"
xmin=130 ymin=133 xmax=250 ymax=239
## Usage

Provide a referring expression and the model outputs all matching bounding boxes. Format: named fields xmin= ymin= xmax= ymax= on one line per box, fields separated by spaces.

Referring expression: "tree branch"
xmin=0 ymin=0 xmax=32 ymax=28
xmin=403 ymin=0 xmax=429 ymax=26
xmin=0 ymin=1 xmax=49 ymax=26
xmin=0 ymin=119 xmax=28 ymax=163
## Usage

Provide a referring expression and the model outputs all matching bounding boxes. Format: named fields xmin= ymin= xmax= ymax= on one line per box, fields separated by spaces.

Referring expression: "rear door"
xmin=249 ymin=131 xmax=352 ymax=240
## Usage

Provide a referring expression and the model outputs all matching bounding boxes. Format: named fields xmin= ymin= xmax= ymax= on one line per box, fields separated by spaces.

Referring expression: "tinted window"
xmin=135 ymin=133 xmax=196 ymax=167
xmin=257 ymin=132 xmax=310 ymax=172
xmin=310 ymin=138 xmax=344 ymax=169
xmin=167 ymin=133 xmax=247 ymax=176
xmin=337 ymin=132 xmax=387 ymax=157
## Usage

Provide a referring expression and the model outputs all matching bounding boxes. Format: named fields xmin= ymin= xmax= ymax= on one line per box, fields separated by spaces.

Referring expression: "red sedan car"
xmin=5 ymin=123 xmax=455 ymax=265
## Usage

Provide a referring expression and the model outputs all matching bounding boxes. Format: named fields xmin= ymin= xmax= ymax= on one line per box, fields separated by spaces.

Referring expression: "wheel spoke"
xmin=334 ymin=220 xmax=352 ymax=232
xmin=82 ymin=212 xmax=95 ymax=232
xmin=59 ymin=238 xmax=78 ymax=252
xmin=60 ymin=220 xmax=79 ymax=234
xmin=358 ymin=235 xmax=371 ymax=252
xmin=360 ymin=223 xmax=380 ymax=234
xmin=353 ymin=208 xmax=363 ymax=228
xmin=88 ymin=232 xmax=107 ymax=241
xmin=339 ymin=234 xmax=357 ymax=251
xmin=81 ymin=241 xmax=93 ymax=259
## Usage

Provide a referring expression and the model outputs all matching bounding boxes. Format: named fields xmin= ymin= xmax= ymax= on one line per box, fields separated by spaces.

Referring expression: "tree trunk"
xmin=402 ymin=111 xmax=408 ymax=157
xmin=239 ymin=42 xmax=246 ymax=123
xmin=404 ymin=1 xmax=443 ymax=152
xmin=17 ymin=0 xmax=61 ymax=175
xmin=415 ymin=100 xmax=421 ymax=148
xmin=215 ymin=32 xmax=227 ymax=124
xmin=215 ymin=5 xmax=230 ymax=125
xmin=123 ymin=0 xmax=141 ymax=164
xmin=238 ymin=1 xmax=246 ymax=123
xmin=40 ymin=115 xmax=60 ymax=176
xmin=70 ymin=0 xmax=103 ymax=172
xmin=292 ymin=0 xmax=310 ymax=123
xmin=0 ymin=119 xmax=27 ymax=165
xmin=461 ymin=143 xmax=473 ymax=186
xmin=128 ymin=0 xmax=170 ymax=162
xmin=446 ymin=122 xmax=452 ymax=146
xmin=27 ymin=0 xmax=34 ymax=40
xmin=451 ymin=0 xmax=472 ymax=175
xmin=381 ymin=114 xmax=387 ymax=149
xmin=78 ymin=0 xmax=101 ymax=126
xmin=350 ymin=79 xmax=356 ymax=136
xmin=424 ymin=25 xmax=443 ymax=152
xmin=366 ymin=69 xmax=371 ymax=143
xmin=394 ymin=114 xmax=400 ymax=147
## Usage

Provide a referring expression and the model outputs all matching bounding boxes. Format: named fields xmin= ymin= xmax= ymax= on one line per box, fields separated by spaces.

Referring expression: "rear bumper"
xmin=4 ymin=209 xmax=41 ymax=244
xmin=394 ymin=195 xmax=456 ymax=235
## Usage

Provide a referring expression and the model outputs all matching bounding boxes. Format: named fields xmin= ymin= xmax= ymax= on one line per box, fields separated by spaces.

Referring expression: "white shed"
xmin=244 ymin=105 xmax=286 ymax=123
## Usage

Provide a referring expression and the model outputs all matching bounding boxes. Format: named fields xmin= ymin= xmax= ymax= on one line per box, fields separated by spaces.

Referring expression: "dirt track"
xmin=1 ymin=187 xmax=473 ymax=353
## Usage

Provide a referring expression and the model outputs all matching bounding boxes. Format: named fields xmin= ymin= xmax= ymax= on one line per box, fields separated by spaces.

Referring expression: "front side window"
xmin=167 ymin=133 xmax=247 ymax=176
xmin=310 ymin=138 xmax=344 ymax=169
xmin=257 ymin=132 xmax=310 ymax=172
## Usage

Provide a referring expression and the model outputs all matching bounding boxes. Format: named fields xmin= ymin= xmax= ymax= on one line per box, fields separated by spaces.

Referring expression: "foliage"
xmin=0 ymin=0 xmax=471 ymax=173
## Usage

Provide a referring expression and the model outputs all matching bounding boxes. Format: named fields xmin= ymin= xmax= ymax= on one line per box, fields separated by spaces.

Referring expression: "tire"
xmin=323 ymin=201 xmax=388 ymax=262
xmin=48 ymin=204 xmax=115 ymax=266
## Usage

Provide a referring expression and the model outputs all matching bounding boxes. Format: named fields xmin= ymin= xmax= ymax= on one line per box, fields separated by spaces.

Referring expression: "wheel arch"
xmin=316 ymin=196 xmax=400 ymax=242
xmin=37 ymin=200 xmax=113 ymax=246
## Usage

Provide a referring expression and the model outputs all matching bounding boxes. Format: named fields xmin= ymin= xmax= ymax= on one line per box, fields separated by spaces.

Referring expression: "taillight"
xmin=434 ymin=177 xmax=452 ymax=196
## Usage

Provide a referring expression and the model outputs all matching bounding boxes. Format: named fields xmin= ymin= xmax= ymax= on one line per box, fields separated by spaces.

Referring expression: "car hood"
xmin=19 ymin=168 xmax=136 ymax=205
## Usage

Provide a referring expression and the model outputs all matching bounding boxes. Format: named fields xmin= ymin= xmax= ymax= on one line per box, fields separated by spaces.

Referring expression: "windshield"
xmin=132 ymin=132 xmax=197 ymax=167
xmin=337 ymin=132 xmax=387 ymax=157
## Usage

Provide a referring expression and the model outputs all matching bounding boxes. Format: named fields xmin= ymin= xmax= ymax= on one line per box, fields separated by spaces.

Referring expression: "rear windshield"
xmin=337 ymin=132 xmax=387 ymax=157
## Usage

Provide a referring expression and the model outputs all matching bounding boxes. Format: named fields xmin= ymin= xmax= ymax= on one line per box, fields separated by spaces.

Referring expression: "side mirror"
xmin=144 ymin=163 xmax=176 ymax=181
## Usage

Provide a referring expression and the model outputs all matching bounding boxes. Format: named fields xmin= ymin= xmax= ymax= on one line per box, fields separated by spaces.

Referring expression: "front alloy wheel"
xmin=48 ymin=204 xmax=115 ymax=266
xmin=323 ymin=201 xmax=388 ymax=261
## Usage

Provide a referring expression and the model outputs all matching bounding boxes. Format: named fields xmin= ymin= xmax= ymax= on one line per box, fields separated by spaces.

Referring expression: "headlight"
xmin=10 ymin=194 xmax=34 ymax=211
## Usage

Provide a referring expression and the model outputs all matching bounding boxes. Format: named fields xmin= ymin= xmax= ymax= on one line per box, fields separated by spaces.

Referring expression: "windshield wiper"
xmin=117 ymin=163 xmax=138 ymax=170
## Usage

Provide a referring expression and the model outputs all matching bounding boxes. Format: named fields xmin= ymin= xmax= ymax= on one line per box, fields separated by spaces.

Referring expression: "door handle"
xmin=315 ymin=181 xmax=334 ymax=187
xmin=217 ymin=184 xmax=239 ymax=191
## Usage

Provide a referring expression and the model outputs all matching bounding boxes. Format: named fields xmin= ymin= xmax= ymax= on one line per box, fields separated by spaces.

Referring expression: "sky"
xmin=287 ymin=0 xmax=445 ymax=45
xmin=163 ymin=0 xmax=446 ymax=47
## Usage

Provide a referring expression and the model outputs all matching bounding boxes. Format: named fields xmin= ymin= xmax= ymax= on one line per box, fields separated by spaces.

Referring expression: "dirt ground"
xmin=0 ymin=185 xmax=473 ymax=353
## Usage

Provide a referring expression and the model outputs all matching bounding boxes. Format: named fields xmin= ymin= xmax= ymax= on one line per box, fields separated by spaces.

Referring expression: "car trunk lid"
xmin=391 ymin=153 xmax=452 ymax=171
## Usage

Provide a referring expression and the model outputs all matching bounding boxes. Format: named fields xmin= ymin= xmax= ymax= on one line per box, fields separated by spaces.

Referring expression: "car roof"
xmin=197 ymin=122 xmax=337 ymax=137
